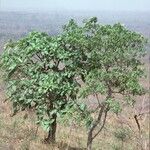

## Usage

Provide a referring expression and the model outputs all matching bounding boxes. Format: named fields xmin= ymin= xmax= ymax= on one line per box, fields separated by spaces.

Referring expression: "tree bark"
xmin=86 ymin=85 xmax=111 ymax=150
xmin=86 ymin=104 xmax=105 ymax=150
xmin=45 ymin=114 xmax=57 ymax=144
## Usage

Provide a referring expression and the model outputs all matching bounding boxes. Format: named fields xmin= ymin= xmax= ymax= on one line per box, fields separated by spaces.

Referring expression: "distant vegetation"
xmin=0 ymin=11 xmax=150 ymax=52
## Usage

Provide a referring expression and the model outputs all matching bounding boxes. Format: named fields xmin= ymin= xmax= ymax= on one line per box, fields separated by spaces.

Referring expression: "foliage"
xmin=61 ymin=17 xmax=147 ymax=150
xmin=0 ymin=31 xmax=80 ymax=134
xmin=78 ymin=21 xmax=147 ymax=102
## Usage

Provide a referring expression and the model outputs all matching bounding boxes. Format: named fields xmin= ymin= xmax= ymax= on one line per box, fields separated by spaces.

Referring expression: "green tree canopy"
xmin=0 ymin=31 xmax=81 ymax=143
xmin=61 ymin=18 xmax=147 ymax=150
xmin=0 ymin=17 xmax=147 ymax=149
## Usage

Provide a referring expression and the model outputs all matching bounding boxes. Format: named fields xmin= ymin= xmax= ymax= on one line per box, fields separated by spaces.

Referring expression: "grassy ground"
xmin=0 ymin=87 xmax=149 ymax=150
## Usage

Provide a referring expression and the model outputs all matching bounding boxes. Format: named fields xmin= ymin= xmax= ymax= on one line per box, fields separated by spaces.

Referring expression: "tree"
xmin=0 ymin=31 xmax=80 ymax=143
xmin=0 ymin=18 xmax=147 ymax=149
xmin=61 ymin=18 xmax=147 ymax=150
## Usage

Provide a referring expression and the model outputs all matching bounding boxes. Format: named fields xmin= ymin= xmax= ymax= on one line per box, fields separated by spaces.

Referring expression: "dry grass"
xmin=0 ymin=89 xmax=149 ymax=150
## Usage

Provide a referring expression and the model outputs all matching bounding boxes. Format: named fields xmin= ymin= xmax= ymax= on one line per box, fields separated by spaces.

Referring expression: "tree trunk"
xmin=86 ymin=105 xmax=105 ymax=150
xmin=87 ymin=129 xmax=93 ymax=150
xmin=45 ymin=114 xmax=57 ymax=144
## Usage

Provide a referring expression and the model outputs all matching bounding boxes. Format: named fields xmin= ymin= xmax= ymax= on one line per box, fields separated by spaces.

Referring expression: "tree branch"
xmin=95 ymin=93 xmax=101 ymax=108
xmin=89 ymin=104 xmax=105 ymax=135
xmin=92 ymin=108 xmax=108 ymax=140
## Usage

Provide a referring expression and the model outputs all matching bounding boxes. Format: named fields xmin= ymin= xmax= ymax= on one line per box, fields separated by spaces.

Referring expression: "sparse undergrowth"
xmin=0 ymin=91 xmax=149 ymax=150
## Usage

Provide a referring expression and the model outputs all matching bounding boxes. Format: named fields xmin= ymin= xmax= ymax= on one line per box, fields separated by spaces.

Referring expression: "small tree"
xmin=61 ymin=18 xmax=147 ymax=150
xmin=0 ymin=18 xmax=147 ymax=149
xmin=0 ymin=32 xmax=80 ymax=143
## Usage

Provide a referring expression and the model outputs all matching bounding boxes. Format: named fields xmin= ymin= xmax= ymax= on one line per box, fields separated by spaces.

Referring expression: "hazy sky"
xmin=1 ymin=0 xmax=150 ymax=12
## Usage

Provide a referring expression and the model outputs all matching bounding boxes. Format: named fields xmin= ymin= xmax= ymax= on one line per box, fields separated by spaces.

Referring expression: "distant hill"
xmin=0 ymin=11 xmax=150 ymax=52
